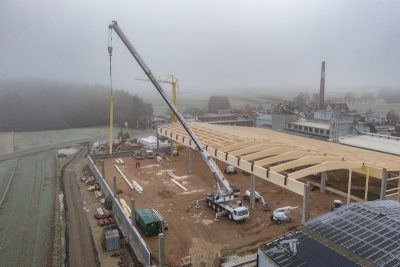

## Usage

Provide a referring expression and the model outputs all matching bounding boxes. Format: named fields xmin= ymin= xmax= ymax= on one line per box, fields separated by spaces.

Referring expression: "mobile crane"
xmin=108 ymin=21 xmax=249 ymax=222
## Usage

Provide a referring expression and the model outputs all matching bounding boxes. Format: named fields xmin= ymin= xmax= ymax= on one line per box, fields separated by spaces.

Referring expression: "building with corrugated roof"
xmin=258 ymin=200 xmax=400 ymax=267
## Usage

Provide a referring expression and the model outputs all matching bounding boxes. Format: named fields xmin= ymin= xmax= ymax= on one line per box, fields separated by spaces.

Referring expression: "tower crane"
xmin=108 ymin=20 xmax=249 ymax=222
xmin=136 ymin=75 xmax=178 ymax=123
xmin=136 ymin=75 xmax=183 ymax=150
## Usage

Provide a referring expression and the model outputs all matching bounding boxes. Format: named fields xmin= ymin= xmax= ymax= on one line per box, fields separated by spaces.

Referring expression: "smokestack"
xmin=319 ymin=61 xmax=325 ymax=110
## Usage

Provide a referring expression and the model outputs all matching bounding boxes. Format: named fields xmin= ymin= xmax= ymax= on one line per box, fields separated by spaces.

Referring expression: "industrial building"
xmin=197 ymin=112 xmax=255 ymax=126
xmin=258 ymin=200 xmax=400 ymax=267
xmin=286 ymin=119 xmax=330 ymax=138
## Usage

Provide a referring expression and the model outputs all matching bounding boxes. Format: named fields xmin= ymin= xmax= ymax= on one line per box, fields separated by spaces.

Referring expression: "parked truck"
xmin=145 ymin=149 xmax=155 ymax=159
xmin=205 ymin=195 xmax=249 ymax=221
xmin=133 ymin=150 xmax=143 ymax=160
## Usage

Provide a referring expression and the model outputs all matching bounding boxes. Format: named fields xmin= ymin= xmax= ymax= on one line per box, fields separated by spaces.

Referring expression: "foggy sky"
xmin=0 ymin=0 xmax=399 ymax=97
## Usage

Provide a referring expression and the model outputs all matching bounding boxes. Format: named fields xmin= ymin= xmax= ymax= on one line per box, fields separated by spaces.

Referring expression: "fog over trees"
xmin=0 ymin=79 xmax=153 ymax=131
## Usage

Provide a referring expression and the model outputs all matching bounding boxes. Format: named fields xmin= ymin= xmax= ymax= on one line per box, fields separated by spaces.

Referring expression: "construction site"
xmin=2 ymin=1 xmax=400 ymax=266
xmin=88 ymin=120 xmax=399 ymax=266
xmin=71 ymin=21 xmax=400 ymax=266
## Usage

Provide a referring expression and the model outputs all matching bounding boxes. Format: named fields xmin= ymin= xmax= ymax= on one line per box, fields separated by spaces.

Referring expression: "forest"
xmin=0 ymin=79 xmax=153 ymax=131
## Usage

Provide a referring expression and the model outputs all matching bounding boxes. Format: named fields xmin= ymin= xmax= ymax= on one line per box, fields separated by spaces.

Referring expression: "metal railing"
xmin=361 ymin=131 xmax=400 ymax=141
xmin=87 ymin=156 xmax=152 ymax=266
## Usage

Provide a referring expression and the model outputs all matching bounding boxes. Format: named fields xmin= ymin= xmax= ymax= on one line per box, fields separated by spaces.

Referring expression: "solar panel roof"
xmin=305 ymin=200 xmax=400 ymax=267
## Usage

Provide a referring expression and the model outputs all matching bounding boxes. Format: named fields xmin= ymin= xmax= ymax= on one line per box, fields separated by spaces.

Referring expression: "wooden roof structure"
xmin=158 ymin=123 xmax=400 ymax=197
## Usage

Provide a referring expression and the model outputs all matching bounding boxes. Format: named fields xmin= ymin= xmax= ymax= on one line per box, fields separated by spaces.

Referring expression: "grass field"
xmin=0 ymin=159 xmax=17 ymax=202
xmin=0 ymin=132 xmax=13 ymax=155
xmin=0 ymin=150 xmax=56 ymax=266
xmin=0 ymin=126 xmax=155 ymax=156
xmin=13 ymin=127 xmax=111 ymax=152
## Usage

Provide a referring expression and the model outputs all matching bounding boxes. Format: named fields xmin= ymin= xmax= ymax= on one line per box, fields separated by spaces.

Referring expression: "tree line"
xmin=0 ymin=79 xmax=153 ymax=131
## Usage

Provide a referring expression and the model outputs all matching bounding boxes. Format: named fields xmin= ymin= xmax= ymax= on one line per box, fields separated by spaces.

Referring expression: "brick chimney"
xmin=319 ymin=61 xmax=325 ymax=110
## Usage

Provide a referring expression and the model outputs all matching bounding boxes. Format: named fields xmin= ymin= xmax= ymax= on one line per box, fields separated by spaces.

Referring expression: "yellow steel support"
xmin=347 ymin=168 xmax=352 ymax=204
xmin=364 ymin=168 xmax=370 ymax=201
xmin=398 ymin=177 xmax=400 ymax=201
xmin=108 ymin=95 xmax=114 ymax=155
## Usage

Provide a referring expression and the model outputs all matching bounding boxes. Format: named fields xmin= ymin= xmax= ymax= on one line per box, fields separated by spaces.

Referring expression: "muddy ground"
xmin=98 ymin=149 xmax=345 ymax=266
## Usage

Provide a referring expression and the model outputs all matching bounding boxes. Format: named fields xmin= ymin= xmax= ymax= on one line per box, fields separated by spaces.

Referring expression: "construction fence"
xmin=87 ymin=155 xmax=152 ymax=266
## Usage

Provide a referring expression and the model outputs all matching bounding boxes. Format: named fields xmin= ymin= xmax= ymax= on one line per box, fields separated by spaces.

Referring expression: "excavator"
xmin=243 ymin=190 xmax=272 ymax=211
xmin=108 ymin=21 xmax=249 ymax=222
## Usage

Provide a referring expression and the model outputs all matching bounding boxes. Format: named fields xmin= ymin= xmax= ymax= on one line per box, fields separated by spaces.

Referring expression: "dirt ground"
xmin=63 ymin=148 xmax=101 ymax=267
xmin=98 ymin=149 xmax=344 ymax=267
xmin=64 ymin=149 xmax=131 ymax=267
xmin=78 ymin=163 xmax=130 ymax=267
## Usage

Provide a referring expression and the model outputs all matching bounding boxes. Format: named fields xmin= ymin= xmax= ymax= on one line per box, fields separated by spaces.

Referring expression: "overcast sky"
xmin=0 ymin=0 xmax=399 ymax=97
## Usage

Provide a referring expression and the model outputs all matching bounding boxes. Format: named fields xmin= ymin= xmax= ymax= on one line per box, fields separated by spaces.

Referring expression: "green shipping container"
xmin=135 ymin=208 xmax=161 ymax=237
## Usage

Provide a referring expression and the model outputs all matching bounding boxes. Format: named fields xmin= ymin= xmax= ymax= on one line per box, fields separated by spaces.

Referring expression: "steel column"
xmin=130 ymin=198 xmax=136 ymax=226
xmin=159 ymin=233 xmax=165 ymax=267
xmin=250 ymin=174 xmax=256 ymax=209
xmin=320 ymin=172 xmax=327 ymax=193
xmin=380 ymin=168 xmax=388 ymax=200
xmin=113 ymin=176 xmax=117 ymax=197
xmin=302 ymin=183 xmax=310 ymax=223
xmin=188 ymin=148 xmax=193 ymax=173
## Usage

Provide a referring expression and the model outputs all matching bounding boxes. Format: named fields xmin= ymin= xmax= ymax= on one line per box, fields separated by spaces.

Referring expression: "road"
xmin=63 ymin=148 xmax=100 ymax=267
xmin=0 ymin=150 xmax=56 ymax=266
xmin=0 ymin=137 xmax=98 ymax=162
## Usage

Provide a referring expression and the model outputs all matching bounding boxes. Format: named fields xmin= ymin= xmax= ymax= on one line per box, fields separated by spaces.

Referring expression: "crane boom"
xmin=109 ymin=20 xmax=234 ymax=195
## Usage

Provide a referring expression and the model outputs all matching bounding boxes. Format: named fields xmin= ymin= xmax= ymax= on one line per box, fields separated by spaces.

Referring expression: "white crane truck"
xmin=109 ymin=21 xmax=249 ymax=222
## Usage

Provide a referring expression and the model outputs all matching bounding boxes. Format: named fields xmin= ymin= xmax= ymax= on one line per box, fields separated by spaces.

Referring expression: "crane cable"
xmin=108 ymin=28 xmax=113 ymax=96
